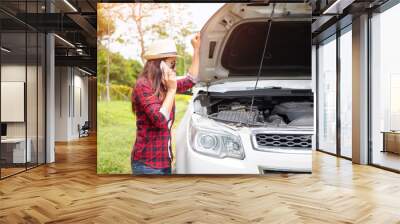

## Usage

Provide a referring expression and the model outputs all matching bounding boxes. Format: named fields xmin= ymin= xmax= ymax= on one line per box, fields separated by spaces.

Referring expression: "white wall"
xmin=1 ymin=65 xmax=41 ymax=138
xmin=1 ymin=64 xmax=46 ymax=164
xmin=54 ymin=67 xmax=89 ymax=141
xmin=72 ymin=73 xmax=89 ymax=138
xmin=1 ymin=65 xmax=26 ymax=138
xmin=55 ymin=66 xmax=69 ymax=141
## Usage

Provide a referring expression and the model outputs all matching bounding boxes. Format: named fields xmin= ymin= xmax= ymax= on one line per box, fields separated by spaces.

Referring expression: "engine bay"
xmin=194 ymin=90 xmax=314 ymax=128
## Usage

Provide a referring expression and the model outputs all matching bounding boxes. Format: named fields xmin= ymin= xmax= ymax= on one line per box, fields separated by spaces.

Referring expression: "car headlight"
xmin=189 ymin=115 xmax=245 ymax=160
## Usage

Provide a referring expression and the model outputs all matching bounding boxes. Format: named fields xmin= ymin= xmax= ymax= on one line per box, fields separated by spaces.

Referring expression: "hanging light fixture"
xmin=1 ymin=47 xmax=11 ymax=53
xmin=63 ymin=0 xmax=78 ymax=12
xmin=54 ymin=34 xmax=75 ymax=48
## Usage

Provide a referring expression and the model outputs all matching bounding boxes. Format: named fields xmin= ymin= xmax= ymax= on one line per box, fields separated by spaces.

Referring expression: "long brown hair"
xmin=131 ymin=59 xmax=167 ymax=113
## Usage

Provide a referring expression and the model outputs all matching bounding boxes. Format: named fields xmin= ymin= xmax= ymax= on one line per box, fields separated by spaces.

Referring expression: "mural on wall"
xmin=97 ymin=2 xmax=313 ymax=175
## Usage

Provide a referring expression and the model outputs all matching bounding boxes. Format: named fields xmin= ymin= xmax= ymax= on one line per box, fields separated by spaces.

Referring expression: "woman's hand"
xmin=188 ymin=33 xmax=200 ymax=78
xmin=164 ymin=68 xmax=177 ymax=92
xmin=160 ymin=67 xmax=177 ymax=121
xmin=191 ymin=33 xmax=201 ymax=51
xmin=160 ymin=61 xmax=177 ymax=92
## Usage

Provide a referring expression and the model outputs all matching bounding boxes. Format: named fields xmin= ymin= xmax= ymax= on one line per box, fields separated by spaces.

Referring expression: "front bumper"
xmin=175 ymin=125 xmax=312 ymax=174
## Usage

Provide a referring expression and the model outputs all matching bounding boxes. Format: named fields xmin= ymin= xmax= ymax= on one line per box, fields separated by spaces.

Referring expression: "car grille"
xmin=255 ymin=134 xmax=312 ymax=148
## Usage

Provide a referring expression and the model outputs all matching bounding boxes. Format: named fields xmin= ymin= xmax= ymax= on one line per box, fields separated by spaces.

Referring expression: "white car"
xmin=176 ymin=2 xmax=314 ymax=174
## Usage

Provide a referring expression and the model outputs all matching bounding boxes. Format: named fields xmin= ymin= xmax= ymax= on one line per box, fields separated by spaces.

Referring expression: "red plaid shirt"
xmin=131 ymin=76 xmax=195 ymax=168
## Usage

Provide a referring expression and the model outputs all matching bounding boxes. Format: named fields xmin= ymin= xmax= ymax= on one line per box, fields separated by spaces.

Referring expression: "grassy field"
xmin=97 ymin=95 xmax=192 ymax=174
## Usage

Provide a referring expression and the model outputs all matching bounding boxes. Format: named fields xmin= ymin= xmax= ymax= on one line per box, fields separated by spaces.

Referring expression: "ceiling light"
xmin=63 ymin=0 xmax=78 ymax=12
xmin=78 ymin=67 xmax=93 ymax=76
xmin=323 ymin=0 xmax=355 ymax=15
xmin=54 ymin=34 xmax=75 ymax=48
xmin=76 ymin=48 xmax=86 ymax=55
xmin=1 ymin=47 xmax=11 ymax=53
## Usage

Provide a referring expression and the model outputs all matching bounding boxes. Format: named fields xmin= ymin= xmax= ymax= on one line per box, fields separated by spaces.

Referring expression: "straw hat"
xmin=143 ymin=39 xmax=181 ymax=60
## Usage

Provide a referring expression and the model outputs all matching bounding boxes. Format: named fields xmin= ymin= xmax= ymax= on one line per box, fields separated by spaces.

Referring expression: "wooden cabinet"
xmin=382 ymin=132 xmax=400 ymax=154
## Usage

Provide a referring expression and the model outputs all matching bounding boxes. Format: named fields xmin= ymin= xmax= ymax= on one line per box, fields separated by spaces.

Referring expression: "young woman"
xmin=131 ymin=34 xmax=201 ymax=175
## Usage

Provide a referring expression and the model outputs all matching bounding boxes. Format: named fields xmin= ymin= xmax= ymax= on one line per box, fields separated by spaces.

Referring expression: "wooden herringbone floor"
xmin=1 ymin=135 xmax=400 ymax=224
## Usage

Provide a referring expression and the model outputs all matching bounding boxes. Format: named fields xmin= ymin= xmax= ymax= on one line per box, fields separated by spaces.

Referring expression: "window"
xmin=370 ymin=3 xmax=400 ymax=171
xmin=0 ymin=1 xmax=46 ymax=179
xmin=318 ymin=36 xmax=337 ymax=154
xmin=339 ymin=28 xmax=352 ymax=158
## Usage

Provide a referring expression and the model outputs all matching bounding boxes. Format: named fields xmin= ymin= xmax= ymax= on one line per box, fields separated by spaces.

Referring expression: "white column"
xmin=45 ymin=0 xmax=55 ymax=163
xmin=46 ymin=33 xmax=55 ymax=163
xmin=352 ymin=14 xmax=369 ymax=164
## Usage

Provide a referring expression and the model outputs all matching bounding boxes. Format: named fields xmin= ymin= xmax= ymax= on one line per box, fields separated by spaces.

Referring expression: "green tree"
xmin=99 ymin=3 xmax=198 ymax=96
xmin=97 ymin=4 xmax=116 ymax=41
xmin=98 ymin=3 xmax=121 ymax=101
xmin=120 ymin=3 xmax=196 ymax=70
xmin=98 ymin=46 xmax=143 ymax=100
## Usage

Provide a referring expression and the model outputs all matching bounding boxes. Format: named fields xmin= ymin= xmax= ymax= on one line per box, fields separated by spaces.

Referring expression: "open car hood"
xmin=198 ymin=2 xmax=312 ymax=83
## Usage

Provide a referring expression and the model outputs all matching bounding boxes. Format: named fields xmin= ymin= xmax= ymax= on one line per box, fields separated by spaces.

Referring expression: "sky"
xmin=106 ymin=3 xmax=224 ymax=61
